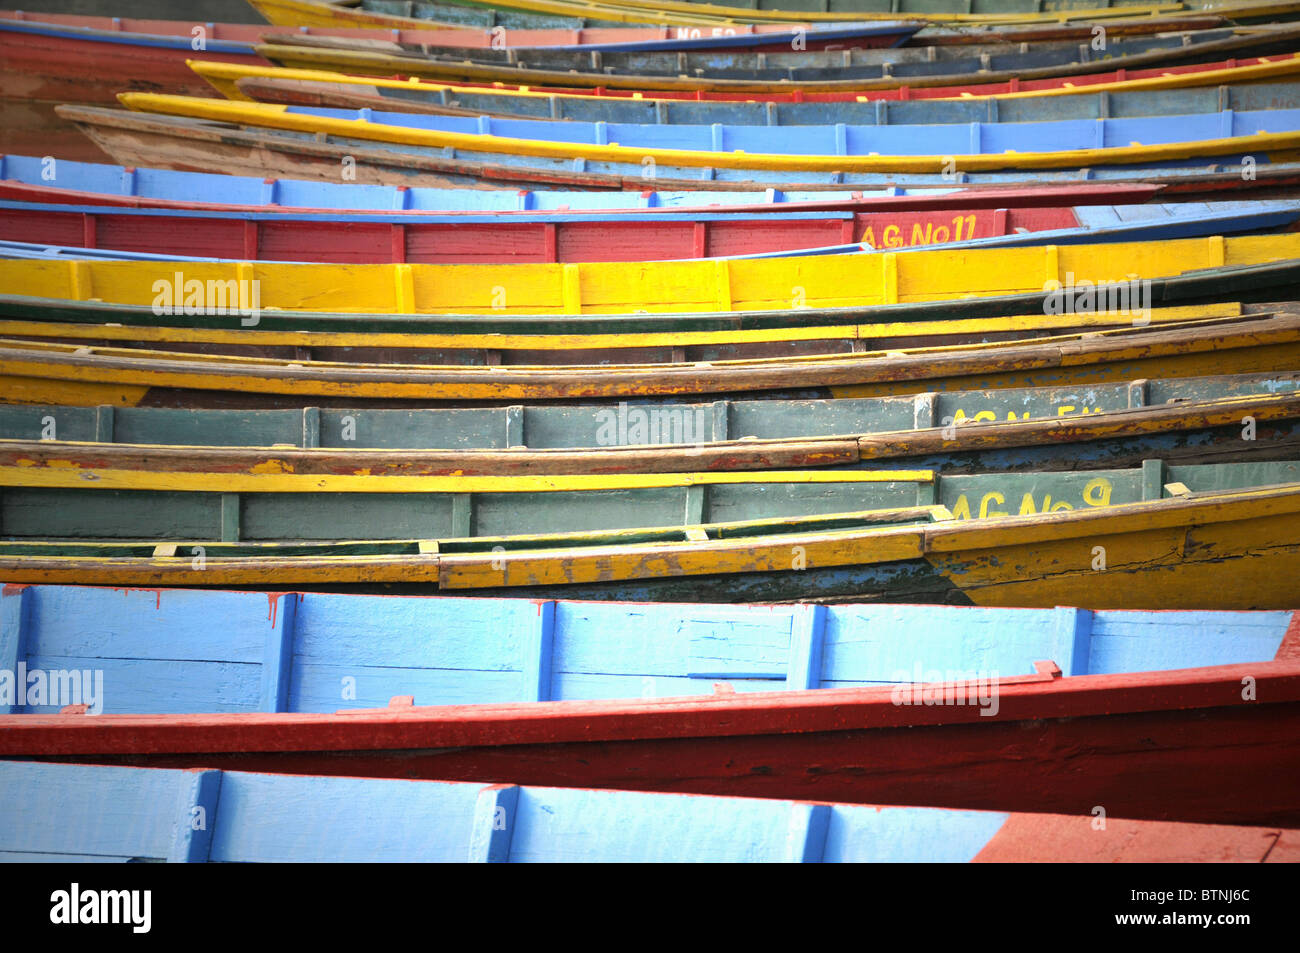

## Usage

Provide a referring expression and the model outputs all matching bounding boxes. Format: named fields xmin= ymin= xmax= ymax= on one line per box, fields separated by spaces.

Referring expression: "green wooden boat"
xmin=0 ymin=459 xmax=1297 ymax=610
xmin=3 ymin=372 xmax=1298 ymax=476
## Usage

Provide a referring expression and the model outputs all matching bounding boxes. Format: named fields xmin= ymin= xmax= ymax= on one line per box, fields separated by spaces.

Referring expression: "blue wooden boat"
xmin=8 ymin=757 xmax=1300 ymax=863
xmin=6 ymin=760 xmax=1293 ymax=862
xmin=248 ymin=73 xmax=1300 ymax=126
xmin=146 ymin=101 xmax=1300 ymax=163
xmin=63 ymin=103 xmax=1300 ymax=189
xmin=0 ymin=585 xmax=1292 ymax=714
xmin=0 ymin=153 xmax=1161 ymax=213
xmin=4 ymin=199 xmax=1296 ymax=263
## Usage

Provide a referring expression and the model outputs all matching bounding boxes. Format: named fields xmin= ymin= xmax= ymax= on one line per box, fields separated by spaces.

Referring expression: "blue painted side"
xmin=0 ymin=18 xmax=255 ymax=53
xmin=167 ymin=769 xmax=221 ymax=863
xmin=0 ymin=587 xmax=30 ymax=715
xmin=0 ymin=760 xmax=1021 ymax=862
xmin=0 ymin=153 xmax=930 ymax=211
xmin=1 ymin=587 xmax=1289 ymax=715
xmin=282 ymin=105 xmax=1300 ymax=158
xmin=287 ymin=127 xmax=1300 ymax=184
xmin=468 ymin=785 xmax=519 ymax=862
xmin=258 ymin=594 xmax=298 ymax=713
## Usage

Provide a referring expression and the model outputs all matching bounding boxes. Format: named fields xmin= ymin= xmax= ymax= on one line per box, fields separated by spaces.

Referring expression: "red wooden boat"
xmin=0 ymin=14 xmax=264 ymax=103
xmin=7 ymin=653 xmax=1298 ymax=827
xmin=0 ymin=9 xmax=907 ymax=52
xmin=0 ymin=11 xmax=915 ymax=103
xmin=0 ymin=201 xmax=1094 ymax=262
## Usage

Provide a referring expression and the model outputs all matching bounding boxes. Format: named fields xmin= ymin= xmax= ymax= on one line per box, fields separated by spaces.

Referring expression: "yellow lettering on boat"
xmin=979 ymin=492 xmax=1007 ymax=519
xmin=1084 ymin=477 xmax=1114 ymax=507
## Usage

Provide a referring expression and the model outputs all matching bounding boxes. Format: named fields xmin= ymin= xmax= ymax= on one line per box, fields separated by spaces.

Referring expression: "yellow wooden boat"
xmin=188 ymin=55 xmax=1300 ymax=107
xmin=0 ymin=303 xmax=1243 ymax=362
xmin=117 ymin=93 xmax=1300 ymax=175
xmin=4 ymin=233 xmax=1295 ymax=315
xmin=0 ymin=312 xmax=1296 ymax=406
xmin=0 ymin=479 xmax=1297 ymax=609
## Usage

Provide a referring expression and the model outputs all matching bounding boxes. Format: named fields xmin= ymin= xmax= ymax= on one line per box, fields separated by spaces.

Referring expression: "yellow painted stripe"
xmin=0 ymin=465 xmax=935 ymax=494
xmin=119 ymin=93 xmax=1300 ymax=173
xmin=3 ymin=235 xmax=1293 ymax=316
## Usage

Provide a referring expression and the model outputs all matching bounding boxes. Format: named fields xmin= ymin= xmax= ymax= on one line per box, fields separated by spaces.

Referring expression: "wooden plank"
xmin=786 ymin=803 xmax=832 ymax=862
xmin=0 ymin=586 xmax=30 ymax=715
xmin=522 ymin=601 xmax=556 ymax=703
xmin=467 ymin=784 xmax=519 ymax=862
xmin=259 ymin=593 xmax=299 ymax=713
xmin=786 ymin=603 xmax=827 ymax=691
xmin=1051 ymin=606 xmax=1094 ymax=676
xmin=167 ymin=768 xmax=222 ymax=863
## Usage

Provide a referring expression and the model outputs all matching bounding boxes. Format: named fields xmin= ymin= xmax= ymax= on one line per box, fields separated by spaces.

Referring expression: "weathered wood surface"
xmin=0 ymin=301 xmax=1251 ymax=362
xmin=5 ymin=585 xmax=1287 ymax=713
xmin=0 ymin=366 xmax=1288 ymax=451
xmin=0 ymin=9 xmax=921 ymax=53
xmin=247 ymin=0 xmax=1300 ymax=29
xmin=3 ymin=387 xmax=1299 ymax=476
xmin=0 ymin=469 xmax=1299 ymax=609
xmin=242 ymin=25 xmax=1235 ymax=78
xmin=250 ymin=25 xmax=1297 ymax=88
xmin=6 ymin=657 xmax=1300 ymax=825
xmin=6 ymin=760 xmax=1294 ymax=861
xmin=0 ymin=313 xmax=1297 ymax=405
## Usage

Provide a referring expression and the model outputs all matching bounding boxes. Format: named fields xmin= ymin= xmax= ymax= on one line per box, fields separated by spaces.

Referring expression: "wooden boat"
xmin=0 ymin=16 xmax=265 ymax=103
xmin=246 ymin=0 xmax=1300 ymax=28
xmin=5 ymin=199 xmax=1295 ymax=264
xmin=6 ymin=383 xmax=1300 ymax=480
xmin=4 ymin=308 xmax=1300 ymax=408
xmin=61 ymin=104 xmax=1300 ymax=190
xmin=6 ymin=654 xmax=1300 ymax=824
xmin=3 ymin=584 xmax=1293 ymax=713
xmin=0 ymin=154 xmax=1165 ymax=214
xmin=0 ymin=233 xmax=1293 ymax=317
xmin=0 ymin=457 xmax=1298 ymax=611
xmin=202 ymin=61 xmax=1300 ymax=126
xmin=6 ymin=760 xmax=1295 ymax=862
xmin=0 ymin=291 xmax=1250 ymax=361
xmin=0 ymin=443 xmax=1295 ymax=566
xmin=0 ymin=8 xmax=901 ymax=54
xmin=99 ymin=97 xmax=1300 ymax=188
xmin=252 ymin=34 xmax=1300 ymax=94
xmin=249 ymin=0 xmax=1233 ymax=43
xmin=251 ymin=23 xmax=1275 ymax=85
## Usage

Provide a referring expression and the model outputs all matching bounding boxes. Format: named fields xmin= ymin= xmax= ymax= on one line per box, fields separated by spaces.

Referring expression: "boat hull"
xmin=8 ymin=660 xmax=1300 ymax=825
xmin=0 ymin=22 xmax=261 ymax=103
